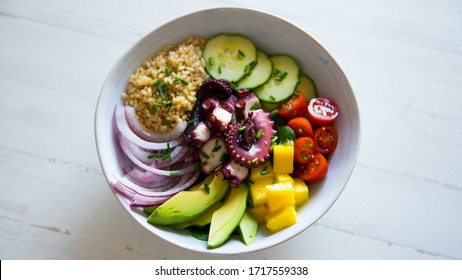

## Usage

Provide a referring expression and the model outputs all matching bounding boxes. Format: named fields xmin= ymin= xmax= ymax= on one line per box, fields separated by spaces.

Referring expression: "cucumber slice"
xmin=203 ymin=34 xmax=257 ymax=82
xmin=297 ymin=75 xmax=317 ymax=101
xmin=234 ymin=50 xmax=273 ymax=90
xmin=254 ymin=55 xmax=300 ymax=103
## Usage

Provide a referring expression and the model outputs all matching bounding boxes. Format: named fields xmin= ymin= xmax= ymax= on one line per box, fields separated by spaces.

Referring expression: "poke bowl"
xmin=95 ymin=7 xmax=360 ymax=254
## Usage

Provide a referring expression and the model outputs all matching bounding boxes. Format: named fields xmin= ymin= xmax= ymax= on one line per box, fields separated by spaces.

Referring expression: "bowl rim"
xmin=94 ymin=6 xmax=361 ymax=255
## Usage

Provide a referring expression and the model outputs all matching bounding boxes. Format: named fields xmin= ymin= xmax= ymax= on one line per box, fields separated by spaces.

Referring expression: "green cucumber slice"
xmin=254 ymin=55 xmax=300 ymax=103
xmin=203 ymin=34 xmax=257 ymax=82
xmin=297 ymin=75 xmax=317 ymax=101
xmin=234 ymin=50 xmax=273 ymax=89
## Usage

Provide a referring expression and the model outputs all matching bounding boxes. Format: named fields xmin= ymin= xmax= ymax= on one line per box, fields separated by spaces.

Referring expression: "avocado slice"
xmin=208 ymin=183 xmax=248 ymax=249
xmin=238 ymin=210 xmax=258 ymax=246
xmin=147 ymin=174 xmax=229 ymax=226
xmin=170 ymin=203 xmax=223 ymax=230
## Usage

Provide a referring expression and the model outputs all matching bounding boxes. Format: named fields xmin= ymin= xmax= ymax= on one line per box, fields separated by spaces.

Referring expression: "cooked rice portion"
xmin=122 ymin=36 xmax=208 ymax=132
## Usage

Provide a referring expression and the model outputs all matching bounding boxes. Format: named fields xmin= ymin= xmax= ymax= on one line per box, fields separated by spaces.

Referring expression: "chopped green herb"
xmin=180 ymin=79 xmax=189 ymax=85
xmin=200 ymin=151 xmax=210 ymax=159
xmin=204 ymin=183 xmax=210 ymax=194
xmin=164 ymin=101 xmax=173 ymax=110
xmin=220 ymin=153 xmax=226 ymax=163
xmin=238 ymin=126 xmax=247 ymax=132
xmin=218 ymin=66 xmax=222 ymax=74
xmin=173 ymin=66 xmax=178 ymax=73
xmin=276 ymin=71 xmax=288 ymax=81
xmin=238 ymin=49 xmax=246 ymax=57
xmin=271 ymin=136 xmax=278 ymax=143
xmin=244 ymin=65 xmax=251 ymax=76
xmin=298 ymin=127 xmax=303 ymax=135
xmin=208 ymin=57 xmax=215 ymax=66
xmin=149 ymin=103 xmax=162 ymax=114
xmin=272 ymin=179 xmax=277 ymax=184
xmin=165 ymin=67 xmax=171 ymax=76
xmin=212 ymin=140 xmax=222 ymax=153
xmin=291 ymin=110 xmax=297 ymax=117
xmin=269 ymin=95 xmax=276 ymax=101
xmin=200 ymin=160 xmax=208 ymax=167
xmin=194 ymin=164 xmax=201 ymax=171
xmin=251 ymin=158 xmax=259 ymax=164
xmin=250 ymin=103 xmax=260 ymax=110
xmin=256 ymin=129 xmax=263 ymax=139
xmin=187 ymin=119 xmax=195 ymax=125
xmin=173 ymin=77 xmax=181 ymax=83
xmin=260 ymin=170 xmax=270 ymax=176
xmin=272 ymin=68 xmax=281 ymax=76
xmin=170 ymin=171 xmax=180 ymax=177
xmin=161 ymin=154 xmax=171 ymax=161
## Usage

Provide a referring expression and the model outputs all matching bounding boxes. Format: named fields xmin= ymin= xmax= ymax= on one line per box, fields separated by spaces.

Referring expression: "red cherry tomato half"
xmin=287 ymin=117 xmax=313 ymax=138
xmin=314 ymin=126 xmax=338 ymax=154
xmin=294 ymin=137 xmax=317 ymax=164
xmin=307 ymin=97 xmax=339 ymax=127
xmin=278 ymin=90 xmax=308 ymax=120
xmin=295 ymin=153 xmax=328 ymax=182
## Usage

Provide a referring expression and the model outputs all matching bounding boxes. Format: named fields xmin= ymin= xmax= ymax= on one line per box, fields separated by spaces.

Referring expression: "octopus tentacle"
xmin=224 ymin=109 xmax=276 ymax=168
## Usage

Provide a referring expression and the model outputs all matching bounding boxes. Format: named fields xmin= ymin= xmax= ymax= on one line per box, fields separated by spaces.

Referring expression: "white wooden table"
xmin=1 ymin=0 xmax=461 ymax=260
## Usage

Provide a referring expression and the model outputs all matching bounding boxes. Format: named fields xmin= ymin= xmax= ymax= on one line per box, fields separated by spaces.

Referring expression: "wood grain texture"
xmin=0 ymin=0 xmax=461 ymax=259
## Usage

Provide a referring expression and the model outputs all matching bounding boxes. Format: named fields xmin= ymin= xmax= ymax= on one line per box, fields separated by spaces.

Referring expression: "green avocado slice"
xmin=147 ymin=174 xmax=229 ymax=226
xmin=208 ymin=183 xmax=248 ymax=249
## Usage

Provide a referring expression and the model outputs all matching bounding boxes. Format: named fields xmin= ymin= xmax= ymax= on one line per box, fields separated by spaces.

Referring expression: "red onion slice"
xmin=115 ymin=105 xmax=184 ymax=151
xmin=118 ymin=134 xmax=197 ymax=177
xmin=126 ymin=138 xmax=187 ymax=165
xmin=125 ymin=169 xmax=179 ymax=189
xmin=130 ymin=171 xmax=201 ymax=207
xmin=124 ymin=105 xmax=187 ymax=142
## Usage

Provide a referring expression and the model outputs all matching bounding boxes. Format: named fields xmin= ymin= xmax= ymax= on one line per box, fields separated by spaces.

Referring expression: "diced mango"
xmin=265 ymin=182 xmax=295 ymax=212
xmin=249 ymin=204 xmax=270 ymax=224
xmin=249 ymin=161 xmax=274 ymax=182
xmin=275 ymin=174 xmax=294 ymax=185
xmin=266 ymin=206 xmax=298 ymax=232
xmin=273 ymin=143 xmax=294 ymax=174
xmin=293 ymin=178 xmax=309 ymax=206
xmin=250 ymin=184 xmax=267 ymax=207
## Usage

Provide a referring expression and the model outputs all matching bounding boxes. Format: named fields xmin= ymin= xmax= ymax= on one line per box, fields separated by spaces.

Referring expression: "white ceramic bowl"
xmin=95 ymin=7 xmax=360 ymax=254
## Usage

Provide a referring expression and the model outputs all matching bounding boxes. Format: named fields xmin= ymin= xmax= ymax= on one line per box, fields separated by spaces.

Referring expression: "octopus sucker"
xmin=224 ymin=109 xmax=276 ymax=168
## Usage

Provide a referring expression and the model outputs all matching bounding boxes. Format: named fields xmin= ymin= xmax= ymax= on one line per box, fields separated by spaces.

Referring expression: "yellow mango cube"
xmin=293 ymin=178 xmax=309 ymax=206
xmin=249 ymin=183 xmax=268 ymax=207
xmin=265 ymin=182 xmax=295 ymax=212
xmin=272 ymin=143 xmax=294 ymax=174
xmin=250 ymin=204 xmax=270 ymax=224
xmin=266 ymin=206 xmax=298 ymax=232
xmin=275 ymin=174 xmax=294 ymax=185
xmin=249 ymin=161 xmax=274 ymax=182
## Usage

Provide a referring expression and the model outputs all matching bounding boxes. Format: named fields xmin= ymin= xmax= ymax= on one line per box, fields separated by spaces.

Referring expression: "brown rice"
xmin=122 ymin=36 xmax=209 ymax=132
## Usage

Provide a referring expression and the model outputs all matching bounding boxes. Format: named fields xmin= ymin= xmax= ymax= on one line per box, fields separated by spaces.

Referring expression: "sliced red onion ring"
xmin=115 ymin=105 xmax=184 ymax=151
xmin=124 ymin=105 xmax=187 ymax=142
xmin=126 ymin=138 xmax=187 ymax=165
xmin=118 ymin=134 xmax=197 ymax=177
xmin=130 ymin=171 xmax=201 ymax=207
xmin=154 ymin=148 xmax=193 ymax=169
xmin=125 ymin=172 xmax=179 ymax=189
xmin=113 ymin=182 xmax=171 ymax=205
xmin=125 ymin=167 xmax=177 ymax=187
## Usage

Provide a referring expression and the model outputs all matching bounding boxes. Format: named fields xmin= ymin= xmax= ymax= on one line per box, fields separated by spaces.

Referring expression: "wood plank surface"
xmin=0 ymin=0 xmax=461 ymax=259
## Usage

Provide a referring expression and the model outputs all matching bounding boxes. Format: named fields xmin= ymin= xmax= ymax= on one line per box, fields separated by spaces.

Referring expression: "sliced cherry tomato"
xmin=287 ymin=117 xmax=313 ymax=138
xmin=294 ymin=137 xmax=316 ymax=164
xmin=278 ymin=90 xmax=307 ymax=120
xmin=307 ymin=97 xmax=339 ymax=127
xmin=295 ymin=153 xmax=328 ymax=182
xmin=314 ymin=126 xmax=338 ymax=154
